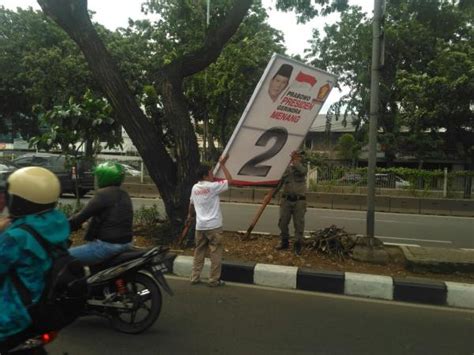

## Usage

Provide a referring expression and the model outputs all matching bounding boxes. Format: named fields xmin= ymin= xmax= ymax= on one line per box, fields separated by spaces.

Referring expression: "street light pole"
xmin=367 ymin=0 xmax=385 ymax=240
xmin=203 ymin=0 xmax=211 ymax=160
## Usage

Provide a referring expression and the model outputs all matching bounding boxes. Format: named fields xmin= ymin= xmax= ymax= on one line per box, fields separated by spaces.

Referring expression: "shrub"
xmin=57 ymin=202 xmax=84 ymax=217
xmin=133 ymin=204 xmax=161 ymax=226
xmin=133 ymin=204 xmax=175 ymax=244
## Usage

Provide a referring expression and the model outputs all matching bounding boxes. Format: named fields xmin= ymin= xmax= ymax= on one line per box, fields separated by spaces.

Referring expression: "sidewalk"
xmin=402 ymin=246 xmax=474 ymax=273
xmin=164 ymin=241 xmax=474 ymax=310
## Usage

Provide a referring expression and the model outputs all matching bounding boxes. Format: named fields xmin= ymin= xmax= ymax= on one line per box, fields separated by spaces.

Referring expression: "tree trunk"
xmin=37 ymin=0 xmax=253 ymax=236
xmin=84 ymin=139 xmax=93 ymax=158
xmin=38 ymin=0 xmax=180 ymax=233
xmin=159 ymin=75 xmax=201 ymax=231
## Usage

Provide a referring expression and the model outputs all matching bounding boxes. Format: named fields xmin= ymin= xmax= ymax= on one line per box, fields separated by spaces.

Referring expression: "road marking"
xmin=318 ymin=215 xmax=445 ymax=225
xmin=237 ymin=230 xmax=271 ymax=236
xmin=318 ymin=215 xmax=458 ymax=225
xmin=319 ymin=216 xmax=365 ymax=221
xmin=236 ymin=232 xmax=452 ymax=246
xmin=376 ymin=236 xmax=453 ymax=244
xmin=383 ymin=242 xmax=420 ymax=247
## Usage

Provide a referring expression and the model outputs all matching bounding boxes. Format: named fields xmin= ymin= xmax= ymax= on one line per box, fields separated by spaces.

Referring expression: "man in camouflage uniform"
xmin=275 ymin=150 xmax=307 ymax=255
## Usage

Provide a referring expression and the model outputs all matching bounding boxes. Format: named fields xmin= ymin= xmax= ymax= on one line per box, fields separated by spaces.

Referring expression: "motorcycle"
xmin=2 ymin=330 xmax=58 ymax=355
xmin=2 ymin=245 xmax=173 ymax=354
xmin=84 ymin=245 xmax=175 ymax=334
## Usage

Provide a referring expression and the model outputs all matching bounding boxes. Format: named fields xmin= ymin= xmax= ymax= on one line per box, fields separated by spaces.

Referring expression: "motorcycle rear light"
xmin=115 ymin=278 xmax=127 ymax=294
xmin=41 ymin=331 xmax=58 ymax=344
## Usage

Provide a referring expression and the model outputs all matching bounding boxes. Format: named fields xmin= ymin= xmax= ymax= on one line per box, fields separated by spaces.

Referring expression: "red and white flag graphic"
xmin=295 ymin=71 xmax=317 ymax=87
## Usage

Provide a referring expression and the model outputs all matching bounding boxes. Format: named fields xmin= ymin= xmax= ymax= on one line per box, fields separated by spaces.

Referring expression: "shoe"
xmin=208 ymin=280 xmax=225 ymax=287
xmin=190 ymin=279 xmax=201 ymax=285
xmin=275 ymin=240 xmax=289 ymax=250
xmin=294 ymin=241 xmax=302 ymax=256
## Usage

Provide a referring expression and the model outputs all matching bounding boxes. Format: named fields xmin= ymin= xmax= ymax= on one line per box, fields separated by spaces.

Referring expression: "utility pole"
xmin=366 ymin=0 xmax=385 ymax=241
xmin=353 ymin=0 xmax=388 ymax=264
xmin=203 ymin=0 xmax=211 ymax=161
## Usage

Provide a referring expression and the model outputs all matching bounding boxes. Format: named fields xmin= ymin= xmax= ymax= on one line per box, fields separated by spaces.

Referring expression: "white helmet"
xmin=7 ymin=166 xmax=61 ymax=217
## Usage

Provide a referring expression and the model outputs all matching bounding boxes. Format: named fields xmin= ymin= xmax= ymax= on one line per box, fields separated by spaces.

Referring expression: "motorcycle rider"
xmin=0 ymin=167 xmax=69 ymax=350
xmin=69 ymin=161 xmax=133 ymax=265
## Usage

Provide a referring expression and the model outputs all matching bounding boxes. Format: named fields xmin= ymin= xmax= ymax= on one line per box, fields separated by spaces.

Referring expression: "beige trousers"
xmin=190 ymin=227 xmax=224 ymax=283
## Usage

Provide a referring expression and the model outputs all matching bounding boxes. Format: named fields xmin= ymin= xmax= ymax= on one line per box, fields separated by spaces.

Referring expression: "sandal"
xmin=208 ymin=280 xmax=226 ymax=287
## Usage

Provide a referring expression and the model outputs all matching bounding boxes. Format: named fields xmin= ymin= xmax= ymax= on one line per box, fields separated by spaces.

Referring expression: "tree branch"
xmin=37 ymin=0 xmax=177 ymax=191
xmin=164 ymin=0 xmax=253 ymax=78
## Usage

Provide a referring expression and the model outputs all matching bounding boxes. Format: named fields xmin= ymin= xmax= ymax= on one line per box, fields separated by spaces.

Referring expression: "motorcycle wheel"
xmin=110 ymin=272 xmax=162 ymax=334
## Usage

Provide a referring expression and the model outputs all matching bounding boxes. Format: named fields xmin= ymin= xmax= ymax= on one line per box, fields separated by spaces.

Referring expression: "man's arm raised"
xmin=218 ymin=154 xmax=234 ymax=185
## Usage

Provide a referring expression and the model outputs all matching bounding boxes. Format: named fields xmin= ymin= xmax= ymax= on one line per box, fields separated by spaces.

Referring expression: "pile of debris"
xmin=305 ymin=225 xmax=357 ymax=259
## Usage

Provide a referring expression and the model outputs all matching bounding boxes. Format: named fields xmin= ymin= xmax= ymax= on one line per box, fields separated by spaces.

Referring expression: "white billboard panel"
xmin=214 ymin=54 xmax=336 ymax=186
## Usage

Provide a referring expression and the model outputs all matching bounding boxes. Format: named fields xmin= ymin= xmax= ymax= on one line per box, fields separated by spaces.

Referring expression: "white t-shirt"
xmin=190 ymin=180 xmax=229 ymax=230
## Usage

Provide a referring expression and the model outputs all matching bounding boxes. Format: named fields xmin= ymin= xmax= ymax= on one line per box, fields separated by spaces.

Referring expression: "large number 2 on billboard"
xmin=238 ymin=127 xmax=288 ymax=177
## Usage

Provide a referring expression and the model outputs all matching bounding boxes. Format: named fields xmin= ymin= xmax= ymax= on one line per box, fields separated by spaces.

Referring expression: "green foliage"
xmin=307 ymin=0 xmax=473 ymax=164
xmin=29 ymin=89 xmax=122 ymax=205
xmin=133 ymin=204 xmax=162 ymax=227
xmin=33 ymin=0 xmax=358 ymax=235
xmin=101 ymin=1 xmax=287 ymax=156
xmin=275 ymin=0 xmax=349 ymax=23
xmin=57 ymin=202 xmax=84 ymax=217
xmin=184 ymin=2 xmax=286 ymax=151
xmin=336 ymin=133 xmax=361 ymax=163
xmin=0 ymin=7 xmax=94 ymax=139
xmin=309 ymin=165 xmax=474 ymax=197
xmin=30 ymin=89 xmax=122 ymax=156
xmin=453 ymin=170 xmax=474 ymax=178
xmin=304 ymin=151 xmax=329 ymax=168
xmin=133 ymin=204 xmax=174 ymax=244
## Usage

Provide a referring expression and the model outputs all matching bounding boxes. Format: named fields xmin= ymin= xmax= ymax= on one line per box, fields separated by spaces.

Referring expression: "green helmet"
xmin=94 ymin=162 xmax=125 ymax=188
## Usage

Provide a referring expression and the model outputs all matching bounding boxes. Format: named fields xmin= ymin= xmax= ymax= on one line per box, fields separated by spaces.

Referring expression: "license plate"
xmin=152 ymin=263 xmax=168 ymax=274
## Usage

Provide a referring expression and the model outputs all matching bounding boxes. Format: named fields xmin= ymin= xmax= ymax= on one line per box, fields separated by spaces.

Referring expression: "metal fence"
xmin=306 ymin=165 xmax=473 ymax=199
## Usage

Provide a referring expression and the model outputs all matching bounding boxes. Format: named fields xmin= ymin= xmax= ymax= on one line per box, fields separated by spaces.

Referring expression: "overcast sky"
xmin=1 ymin=0 xmax=373 ymax=111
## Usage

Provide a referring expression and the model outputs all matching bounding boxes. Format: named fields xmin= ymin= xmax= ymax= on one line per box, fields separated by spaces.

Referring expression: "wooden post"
xmin=244 ymin=188 xmax=275 ymax=239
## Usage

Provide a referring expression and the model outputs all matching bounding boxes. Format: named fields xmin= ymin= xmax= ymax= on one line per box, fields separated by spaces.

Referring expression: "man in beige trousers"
xmin=187 ymin=155 xmax=233 ymax=287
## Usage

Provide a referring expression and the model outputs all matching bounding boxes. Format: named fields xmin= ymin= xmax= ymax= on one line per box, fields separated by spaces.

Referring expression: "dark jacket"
xmin=69 ymin=186 xmax=133 ymax=244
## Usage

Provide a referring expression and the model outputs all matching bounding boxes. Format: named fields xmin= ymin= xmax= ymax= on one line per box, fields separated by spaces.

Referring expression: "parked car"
xmin=121 ymin=163 xmax=141 ymax=177
xmin=12 ymin=153 xmax=94 ymax=197
xmin=338 ymin=173 xmax=364 ymax=184
xmin=338 ymin=172 xmax=410 ymax=189
xmin=375 ymin=173 xmax=411 ymax=189
xmin=394 ymin=175 xmax=411 ymax=189
xmin=0 ymin=159 xmax=17 ymax=184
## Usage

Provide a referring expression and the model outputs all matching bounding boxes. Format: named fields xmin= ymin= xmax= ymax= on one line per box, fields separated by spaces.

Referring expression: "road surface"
xmin=48 ymin=278 xmax=474 ymax=355
xmin=61 ymin=196 xmax=474 ymax=248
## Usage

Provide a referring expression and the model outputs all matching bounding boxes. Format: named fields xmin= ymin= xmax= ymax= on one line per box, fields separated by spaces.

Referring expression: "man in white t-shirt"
xmin=187 ymin=155 xmax=233 ymax=287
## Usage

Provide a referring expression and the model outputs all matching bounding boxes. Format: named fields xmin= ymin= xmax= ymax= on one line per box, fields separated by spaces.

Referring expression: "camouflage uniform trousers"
xmin=278 ymin=199 xmax=307 ymax=242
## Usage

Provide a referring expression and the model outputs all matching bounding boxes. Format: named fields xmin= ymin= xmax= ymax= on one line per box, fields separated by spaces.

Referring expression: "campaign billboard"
xmin=214 ymin=53 xmax=336 ymax=186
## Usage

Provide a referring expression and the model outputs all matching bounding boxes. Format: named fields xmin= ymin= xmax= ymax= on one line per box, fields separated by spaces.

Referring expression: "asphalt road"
xmin=47 ymin=278 xmax=474 ymax=355
xmin=61 ymin=196 xmax=474 ymax=249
